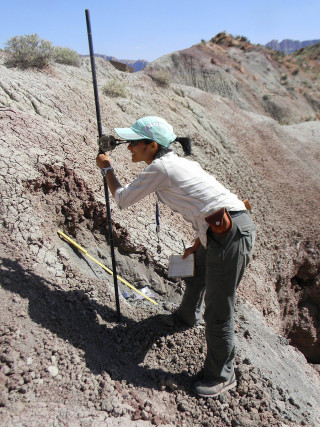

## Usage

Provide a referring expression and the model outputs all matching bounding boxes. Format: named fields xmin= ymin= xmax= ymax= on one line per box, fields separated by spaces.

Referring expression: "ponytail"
xmin=175 ymin=137 xmax=192 ymax=156
xmin=153 ymin=137 xmax=192 ymax=160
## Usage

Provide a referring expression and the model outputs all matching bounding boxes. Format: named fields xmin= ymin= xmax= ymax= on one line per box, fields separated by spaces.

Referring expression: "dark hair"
xmin=153 ymin=137 xmax=192 ymax=159
xmin=153 ymin=146 xmax=172 ymax=159
xmin=175 ymin=137 xmax=192 ymax=156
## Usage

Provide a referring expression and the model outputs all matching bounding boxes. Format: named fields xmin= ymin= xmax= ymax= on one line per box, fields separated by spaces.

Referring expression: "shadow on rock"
xmin=1 ymin=257 xmax=194 ymax=393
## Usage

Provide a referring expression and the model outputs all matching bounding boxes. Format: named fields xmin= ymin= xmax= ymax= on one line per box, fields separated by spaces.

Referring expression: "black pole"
xmin=85 ymin=9 xmax=102 ymax=138
xmin=85 ymin=9 xmax=121 ymax=322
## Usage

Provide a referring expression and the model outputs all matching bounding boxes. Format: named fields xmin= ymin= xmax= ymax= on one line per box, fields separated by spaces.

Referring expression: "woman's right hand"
xmin=182 ymin=238 xmax=200 ymax=258
xmin=96 ymin=152 xmax=111 ymax=169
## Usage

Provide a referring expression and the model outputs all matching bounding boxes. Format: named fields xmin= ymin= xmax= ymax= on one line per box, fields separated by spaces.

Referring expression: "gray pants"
xmin=176 ymin=212 xmax=256 ymax=382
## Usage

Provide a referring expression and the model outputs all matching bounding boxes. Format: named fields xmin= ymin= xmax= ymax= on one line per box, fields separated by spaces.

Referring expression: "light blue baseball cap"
xmin=114 ymin=116 xmax=176 ymax=148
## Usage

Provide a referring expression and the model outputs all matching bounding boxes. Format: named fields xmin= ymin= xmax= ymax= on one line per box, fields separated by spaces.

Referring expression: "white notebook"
xmin=168 ymin=254 xmax=195 ymax=278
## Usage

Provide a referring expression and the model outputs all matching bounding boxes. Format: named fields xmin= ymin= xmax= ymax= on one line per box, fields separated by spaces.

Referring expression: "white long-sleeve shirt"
xmin=115 ymin=152 xmax=245 ymax=246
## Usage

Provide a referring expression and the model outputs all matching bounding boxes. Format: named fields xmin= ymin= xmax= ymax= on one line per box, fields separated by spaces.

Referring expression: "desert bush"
xmin=103 ymin=79 xmax=128 ymax=98
xmin=235 ymin=35 xmax=250 ymax=43
xmin=4 ymin=33 xmax=54 ymax=69
xmin=303 ymin=81 xmax=312 ymax=88
xmin=263 ymin=97 xmax=285 ymax=122
xmin=53 ymin=47 xmax=80 ymax=67
xmin=147 ymin=70 xmax=173 ymax=87
xmin=280 ymin=74 xmax=288 ymax=85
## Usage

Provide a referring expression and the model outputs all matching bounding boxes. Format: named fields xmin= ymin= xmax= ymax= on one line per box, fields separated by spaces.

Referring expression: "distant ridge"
xmin=81 ymin=54 xmax=148 ymax=71
xmin=117 ymin=58 xmax=149 ymax=72
xmin=266 ymin=39 xmax=320 ymax=54
xmin=94 ymin=54 xmax=149 ymax=72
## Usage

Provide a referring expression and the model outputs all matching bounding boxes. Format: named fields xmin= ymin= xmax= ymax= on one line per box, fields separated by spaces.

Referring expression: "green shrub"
xmin=4 ymin=33 xmax=54 ymax=69
xmin=263 ymin=97 xmax=285 ymax=122
xmin=302 ymin=81 xmax=312 ymax=88
xmin=235 ymin=35 xmax=250 ymax=43
xmin=147 ymin=70 xmax=173 ymax=87
xmin=53 ymin=46 xmax=80 ymax=67
xmin=103 ymin=79 xmax=128 ymax=98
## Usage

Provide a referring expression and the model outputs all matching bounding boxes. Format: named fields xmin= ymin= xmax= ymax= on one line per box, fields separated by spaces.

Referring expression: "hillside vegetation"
xmin=292 ymin=42 xmax=320 ymax=72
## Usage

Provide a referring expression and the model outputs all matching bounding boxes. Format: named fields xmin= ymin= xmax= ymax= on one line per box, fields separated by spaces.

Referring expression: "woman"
xmin=96 ymin=116 xmax=256 ymax=397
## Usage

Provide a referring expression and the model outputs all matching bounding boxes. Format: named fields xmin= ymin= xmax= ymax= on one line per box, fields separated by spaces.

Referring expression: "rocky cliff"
xmin=0 ymin=36 xmax=320 ymax=426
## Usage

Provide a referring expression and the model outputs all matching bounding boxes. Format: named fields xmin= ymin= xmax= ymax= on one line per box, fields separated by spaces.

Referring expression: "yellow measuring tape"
xmin=57 ymin=230 xmax=158 ymax=306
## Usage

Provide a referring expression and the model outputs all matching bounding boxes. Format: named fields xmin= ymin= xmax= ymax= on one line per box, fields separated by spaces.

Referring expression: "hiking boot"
xmin=193 ymin=373 xmax=236 ymax=397
xmin=160 ymin=312 xmax=191 ymax=329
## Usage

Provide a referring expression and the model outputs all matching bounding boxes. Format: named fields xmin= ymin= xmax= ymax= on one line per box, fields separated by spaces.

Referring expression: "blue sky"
xmin=0 ymin=0 xmax=319 ymax=62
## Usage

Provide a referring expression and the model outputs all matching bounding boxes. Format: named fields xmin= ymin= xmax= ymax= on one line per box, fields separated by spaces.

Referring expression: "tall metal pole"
xmin=85 ymin=9 xmax=121 ymax=322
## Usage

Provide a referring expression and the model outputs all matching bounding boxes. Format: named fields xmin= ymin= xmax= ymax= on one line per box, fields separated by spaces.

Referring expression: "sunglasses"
xmin=128 ymin=139 xmax=152 ymax=147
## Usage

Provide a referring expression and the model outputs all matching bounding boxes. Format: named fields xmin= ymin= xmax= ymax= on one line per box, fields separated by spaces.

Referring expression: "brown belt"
xmin=228 ymin=210 xmax=246 ymax=218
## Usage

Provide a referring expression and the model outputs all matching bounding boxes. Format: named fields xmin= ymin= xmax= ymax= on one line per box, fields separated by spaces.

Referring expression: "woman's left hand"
xmin=96 ymin=152 xmax=111 ymax=169
xmin=182 ymin=237 xmax=200 ymax=258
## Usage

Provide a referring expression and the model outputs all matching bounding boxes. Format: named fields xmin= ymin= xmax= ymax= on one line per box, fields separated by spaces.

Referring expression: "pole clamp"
xmin=101 ymin=167 xmax=113 ymax=177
